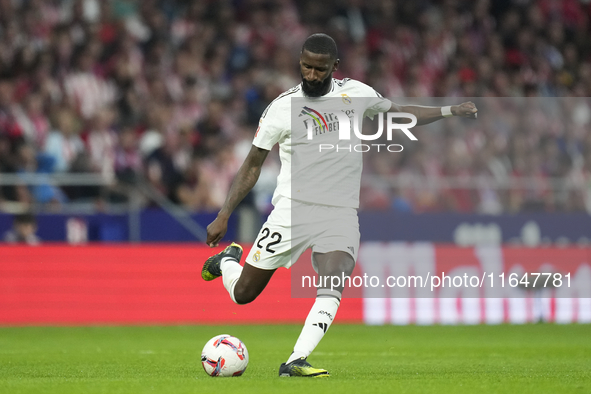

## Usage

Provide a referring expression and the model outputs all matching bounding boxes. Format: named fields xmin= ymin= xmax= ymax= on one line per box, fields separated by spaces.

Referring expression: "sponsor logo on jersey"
xmin=300 ymin=104 xmax=417 ymax=142
xmin=300 ymin=106 xmax=329 ymax=133
xmin=253 ymin=250 xmax=261 ymax=262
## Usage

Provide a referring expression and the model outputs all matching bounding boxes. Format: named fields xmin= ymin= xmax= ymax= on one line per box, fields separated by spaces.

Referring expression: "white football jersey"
xmin=253 ymin=78 xmax=392 ymax=208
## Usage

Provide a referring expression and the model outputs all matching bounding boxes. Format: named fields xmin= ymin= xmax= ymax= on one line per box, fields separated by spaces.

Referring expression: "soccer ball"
xmin=201 ymin=334 xmax=249 ymax=377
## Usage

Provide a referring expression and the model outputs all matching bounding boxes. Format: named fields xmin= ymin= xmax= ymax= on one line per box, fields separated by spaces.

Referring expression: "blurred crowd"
xmin=361 ymin=97 xmax=591 ymax=213
xmin=0 ymin=0 xmax=590 ymax=214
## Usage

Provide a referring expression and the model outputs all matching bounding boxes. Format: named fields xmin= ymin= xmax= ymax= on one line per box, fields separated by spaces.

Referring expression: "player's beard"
xmin=301 ymin=73 xmax=332 ymax=97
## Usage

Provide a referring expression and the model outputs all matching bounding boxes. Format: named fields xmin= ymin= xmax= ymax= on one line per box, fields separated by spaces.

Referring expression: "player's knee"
xmin=316 ymin=251 xmax=356 ymax=277
xmin=234 ymin=292 xmax=256 ymax=305
xmin=342 ymin=258 xmax=355 ymax=276
xmin=233 ymin=284 xmax=259 ymax=305
xmin=329 ymin=254 xmax=355 ymax=276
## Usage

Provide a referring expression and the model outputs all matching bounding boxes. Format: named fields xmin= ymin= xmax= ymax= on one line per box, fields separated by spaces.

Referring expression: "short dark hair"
xmin=302 ymin=33 xmax=338 ymax=60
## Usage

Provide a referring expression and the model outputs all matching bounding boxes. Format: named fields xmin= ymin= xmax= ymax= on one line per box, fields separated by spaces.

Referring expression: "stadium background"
xmin=0 ymin=0 xmax=590 ymax=326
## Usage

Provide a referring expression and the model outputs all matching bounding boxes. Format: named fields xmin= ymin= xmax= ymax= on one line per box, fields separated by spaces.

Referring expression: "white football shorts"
xmin=245 ymin=196 xmax=360 ymax=272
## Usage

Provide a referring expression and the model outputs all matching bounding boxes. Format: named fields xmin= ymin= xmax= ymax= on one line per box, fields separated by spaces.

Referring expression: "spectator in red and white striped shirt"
xmin=63 ymin=48 xmax=115 ymax=120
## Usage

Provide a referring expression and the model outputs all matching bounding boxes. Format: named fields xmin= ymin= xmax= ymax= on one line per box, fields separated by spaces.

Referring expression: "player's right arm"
xmin=206 ymin=146 xmax=269 ymax=247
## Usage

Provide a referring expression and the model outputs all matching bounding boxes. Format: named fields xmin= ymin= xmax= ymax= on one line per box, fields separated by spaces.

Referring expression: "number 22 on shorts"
xmin=256 ymin=227 xmax=282 ymax=253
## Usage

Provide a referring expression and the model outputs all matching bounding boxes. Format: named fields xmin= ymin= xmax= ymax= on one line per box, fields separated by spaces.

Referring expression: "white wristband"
xmin=441 ymin=106 xmax=453 ymax=117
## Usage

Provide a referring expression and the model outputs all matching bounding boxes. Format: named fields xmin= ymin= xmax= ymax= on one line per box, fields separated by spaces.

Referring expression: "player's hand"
xmin=452 ymin=102 xmax=478 ymax=119
xmin=206 ymin=216 xmax=228 ymax=247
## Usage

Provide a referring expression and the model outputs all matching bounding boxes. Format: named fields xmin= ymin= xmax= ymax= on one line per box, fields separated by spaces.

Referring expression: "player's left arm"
xmin=389 ymin=101 xmax=478 ymax=126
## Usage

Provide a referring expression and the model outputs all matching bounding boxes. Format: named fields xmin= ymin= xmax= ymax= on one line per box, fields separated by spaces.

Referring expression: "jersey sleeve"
xmin=252 ymin=101 xmax=285 ymax=150
xmin=363 ymin=87 xmax=392 ymax=120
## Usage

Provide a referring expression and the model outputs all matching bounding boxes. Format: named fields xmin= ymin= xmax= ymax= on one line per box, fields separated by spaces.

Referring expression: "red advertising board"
xmin=358 ymin=243 xmax=590 ymax=325
xmin=0 ymin=244 xmax=589 ymax=325
xmin=0 ymin=245 xmax=362 ymax=325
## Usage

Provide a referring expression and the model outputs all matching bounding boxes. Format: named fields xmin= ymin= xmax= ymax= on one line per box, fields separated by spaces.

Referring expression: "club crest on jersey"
xmin=253 ymin=250 xmax=261 ymax=262
xmin=341 ymin=94 xmax=351 ymax=104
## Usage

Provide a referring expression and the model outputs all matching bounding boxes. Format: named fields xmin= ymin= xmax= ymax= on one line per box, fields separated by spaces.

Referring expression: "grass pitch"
xmin=0 ymin=324 xmax=589 ymax=394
